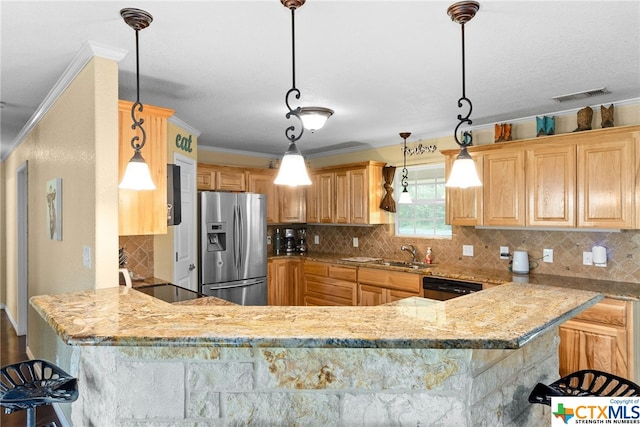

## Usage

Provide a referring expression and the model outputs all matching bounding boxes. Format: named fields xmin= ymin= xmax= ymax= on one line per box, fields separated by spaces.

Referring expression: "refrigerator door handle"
xmin=237 ymin=204 xmax=244 ymax=271
xmin=233 ymin=205 xmax=239 ymax=271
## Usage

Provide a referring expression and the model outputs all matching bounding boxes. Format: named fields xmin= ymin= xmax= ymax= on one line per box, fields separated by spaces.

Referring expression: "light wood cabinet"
xmin=305 ymin=161 xmax=389 ymax=225
xmin=278 ymin=186 xmax=306 ymax=223
xmin=483 ymin=148 xmax=526 ymax=226
xmin=357 ymin=267 xmax=421 ymax=306
xmin=559 ymin=298 xmax=634 ymax=381
xmin=247 ymin=171 xmax=278 ymax=224
xmin=577 ymin=133 xmax=636 ymax=228
xmin=443 ymin=126 xmax=640 ymax=229
xmin=302 ymin=261 xmax=357 ymax=306
xmin=118 ymin=100 xmax=174 ymax=236
xmin=526 ymin=142 xmax=576 ymax=227
xmin=267 ymin=258 xmax=303 ymax=306
xmin=197 ymin=164 xmax=246 ymax=192
xmin=445 ymin=153 xmax=484 ymax=226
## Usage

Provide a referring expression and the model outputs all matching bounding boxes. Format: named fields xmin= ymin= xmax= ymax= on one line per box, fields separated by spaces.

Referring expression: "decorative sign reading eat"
xmin=176 ymin=134 xmax=193 ymax=153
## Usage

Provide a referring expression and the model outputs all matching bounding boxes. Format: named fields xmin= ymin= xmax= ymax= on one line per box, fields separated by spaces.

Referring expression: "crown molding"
xmin=2 ymin=41 xmax=127 ymax=161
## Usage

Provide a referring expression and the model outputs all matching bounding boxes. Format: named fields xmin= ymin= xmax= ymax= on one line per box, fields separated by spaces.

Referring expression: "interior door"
xmin=173 ymin=153 xmax=197 ymax=292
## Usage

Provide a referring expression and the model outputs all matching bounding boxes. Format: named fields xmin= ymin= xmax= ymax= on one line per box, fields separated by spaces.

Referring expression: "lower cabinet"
xmin=559 ymin=298 xmax=634 ymax=381
xmin=357 ymin=268 xmax=421 ymax=306
xmin=267 ymin=258 xmax=302 ymax=306
xmin=302 ymin=261 xmax=357 ymax=306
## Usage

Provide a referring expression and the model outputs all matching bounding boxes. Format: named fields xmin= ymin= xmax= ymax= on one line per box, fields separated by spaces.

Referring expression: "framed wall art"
xmin=46 ymin=178 xmax=62 ymax=240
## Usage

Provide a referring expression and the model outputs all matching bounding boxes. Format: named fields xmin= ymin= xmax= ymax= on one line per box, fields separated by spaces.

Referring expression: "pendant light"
xmin=398 ymin=132 xmax=412 ymax=204
xmin=445 ymin=1 xmax=482 ymax=189
xmin=274 ymin=0 xmax=333 ymax=187
xmin=119 ymin=8 xmax=156 ymax=191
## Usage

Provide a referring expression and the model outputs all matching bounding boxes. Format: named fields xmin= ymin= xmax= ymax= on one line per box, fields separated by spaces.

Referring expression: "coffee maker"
xmin=297 ymin=228 xmax=307 ymax=253
xmin=284 ymin=228 xmax=297 ymax=254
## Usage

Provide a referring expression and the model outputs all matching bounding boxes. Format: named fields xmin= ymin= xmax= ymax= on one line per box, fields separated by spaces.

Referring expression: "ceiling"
xmin=2 ymin=1 xmax=639 ymax=161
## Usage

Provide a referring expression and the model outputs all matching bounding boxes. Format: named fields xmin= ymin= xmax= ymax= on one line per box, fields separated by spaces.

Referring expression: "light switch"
xmin=583 ymin=251 xmax=593 ymax=266
xmin=314 ymin=235 xmax=320 ymax=245
xmin=83 ymin=245 xmax=92 ymax=268
xmin=353 ymin=237 xmax=359 ymax=248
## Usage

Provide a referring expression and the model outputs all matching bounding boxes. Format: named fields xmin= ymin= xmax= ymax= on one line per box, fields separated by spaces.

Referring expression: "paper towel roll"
xmin=592 ymin=245 xmax=607 ymax=267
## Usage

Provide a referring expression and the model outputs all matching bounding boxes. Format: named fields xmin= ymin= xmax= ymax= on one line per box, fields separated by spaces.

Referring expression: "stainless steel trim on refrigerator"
xmin=198 ymin=191 xmax=267 ymax=305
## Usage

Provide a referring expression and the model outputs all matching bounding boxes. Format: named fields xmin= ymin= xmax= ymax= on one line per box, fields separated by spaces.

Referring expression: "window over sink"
xmin=394 ymin=164 xmax=452 ymax=238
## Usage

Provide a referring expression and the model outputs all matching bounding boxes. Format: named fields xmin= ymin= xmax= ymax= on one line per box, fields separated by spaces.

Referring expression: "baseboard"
xmin=25 ymin=345 xmax=35 ymax=360
xmin=0 ymin=305 xmax=19 ymax=333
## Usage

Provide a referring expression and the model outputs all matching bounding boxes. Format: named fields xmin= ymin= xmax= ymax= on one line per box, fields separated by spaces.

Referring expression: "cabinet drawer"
xmin=304 ymin=261 xmax=329 ymax=277
xmin=304 ymin=276 xmax=357 ymax=305
xmin=572 ymin=298 xmax=628 ymax=327
xmin=358 ymin=267 xmax=420 ymax=292
xmin=329 ymin=265 xmax=357 ymax=282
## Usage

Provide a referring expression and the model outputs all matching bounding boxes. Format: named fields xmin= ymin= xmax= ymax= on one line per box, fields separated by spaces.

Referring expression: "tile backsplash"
xmin=119 ymin=235 xmax=154 ymax=279
xmin=293 ymin=224 xmax=640 ymax=283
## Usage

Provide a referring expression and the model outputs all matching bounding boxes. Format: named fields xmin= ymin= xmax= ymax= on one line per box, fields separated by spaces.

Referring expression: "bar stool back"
xmin=0 ymin=359 xmax=78 ymax=427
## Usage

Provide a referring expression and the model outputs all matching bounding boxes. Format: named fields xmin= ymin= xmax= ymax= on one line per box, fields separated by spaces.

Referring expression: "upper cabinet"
xmin=118 ymin=100 xmax=174 ymax=236
xmin=305 ymin=161 xmax=389 ymax=225
xmin=445 ymin=153 xmax=484 ymax=226
xmin=197 ymin=163 xmax=245 ymax=192
xmin=247 ymin=170 xmax=278 ymax=224
xmin=483 ymin=148 xmax=526 ymax=226
xmin=443 ymin=125 xmax=640 ymax=229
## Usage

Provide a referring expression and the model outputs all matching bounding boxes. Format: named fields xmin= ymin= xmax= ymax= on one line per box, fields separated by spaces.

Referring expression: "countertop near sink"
xmin=271 ymin=252 xmax=640 ymax=301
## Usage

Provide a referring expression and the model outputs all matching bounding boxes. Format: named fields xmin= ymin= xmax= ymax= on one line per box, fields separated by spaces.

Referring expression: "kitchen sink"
xmin=379 ymin=260 xmax=432 ymax=269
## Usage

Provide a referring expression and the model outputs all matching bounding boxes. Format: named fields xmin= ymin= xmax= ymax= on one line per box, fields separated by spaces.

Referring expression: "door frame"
xmin=172 ymin=152 xmax=197 ymax=291
xmin=17 ymin=161 xmax=28 ymax=336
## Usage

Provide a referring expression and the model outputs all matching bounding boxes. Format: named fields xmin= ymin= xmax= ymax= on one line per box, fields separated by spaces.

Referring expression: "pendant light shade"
xmin=298 ymin=107 xmax=334 ymax=132
xmin=274 ymin=142 xmax=312 ymax=186
xmin=119 ymin=8 xmax=155 ymax=191
xmin=398 ymin=132 xmax=412 ymax=204
xmin=445 ymin=1 xmax=483 ymax=189
xmin=119 ymin=151 xmax=156 ymax=190
xmin=445 ymin=147 xmax=482 ymax=188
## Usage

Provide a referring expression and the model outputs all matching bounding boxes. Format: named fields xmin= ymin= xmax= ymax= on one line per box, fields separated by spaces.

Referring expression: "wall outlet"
xmin=462 ymin=245 xmax=474 ymax=257
xmin=353 ymin=237 xmax=359 ymax=248
xmin=583 ymin=251 xmax=593 ymax=266
xmin=543 ymin=248 xmax=554 ymax=263
xmin=314 ymin=235 xmax=320 ymax=245
xmin=267 ymin=235 xmax=272 ymax=245
xmin=499 ymin=246 xmax=510 ymax=260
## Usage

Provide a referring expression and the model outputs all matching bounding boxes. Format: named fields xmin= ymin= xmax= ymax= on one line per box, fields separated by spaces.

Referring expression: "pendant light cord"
xmin=454 ymin=22 xmax=473 ymax=147
xmin=130 ymin=28 xmax=146 ymax=152
xmin=284 ymin=5 xmax=303 ymax=143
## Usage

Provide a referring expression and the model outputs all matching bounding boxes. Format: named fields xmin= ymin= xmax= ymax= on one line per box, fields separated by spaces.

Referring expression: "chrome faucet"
xmin=401 ymin=244 xmax=417 ymax=262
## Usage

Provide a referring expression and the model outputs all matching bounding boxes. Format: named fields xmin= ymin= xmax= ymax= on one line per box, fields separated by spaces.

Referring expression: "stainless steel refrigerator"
xmin=198 ymin=191 xmax=267 ymax=305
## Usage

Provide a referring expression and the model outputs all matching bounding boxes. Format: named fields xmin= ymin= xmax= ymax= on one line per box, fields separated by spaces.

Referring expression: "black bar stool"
xmin=529 ymin=369 xmax=640 ymax=406
xmin=0 ymin=360 xmax=78 ymax=427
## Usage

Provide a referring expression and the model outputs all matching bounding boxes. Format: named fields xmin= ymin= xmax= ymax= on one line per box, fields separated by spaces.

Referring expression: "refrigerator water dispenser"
xmin=206 ymin=222 xmax=227 ymax=251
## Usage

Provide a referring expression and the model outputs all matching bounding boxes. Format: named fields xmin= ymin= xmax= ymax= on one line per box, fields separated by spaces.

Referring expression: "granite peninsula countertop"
xmin=31 ymin=282 xmax=601 ymax=350
xmin=272 ymin=252 xmax=640 ymax=301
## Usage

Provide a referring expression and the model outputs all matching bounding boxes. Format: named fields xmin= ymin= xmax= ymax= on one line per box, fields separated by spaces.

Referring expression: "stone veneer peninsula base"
xmin=71 ymin=334 xmax=556 ymax=426
xmin=30 ymin=283 xmax=601 ymax=426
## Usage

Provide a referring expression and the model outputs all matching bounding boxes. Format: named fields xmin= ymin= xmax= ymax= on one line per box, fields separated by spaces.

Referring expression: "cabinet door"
xmin=318 ymin=173 xmax=335 ymax=223
xmin=306 ymin=173 xmax=320 ymax=223
xmin=446 ymin=153 xmax=484 ymax=226
xmin=334 ymin=170 xmax=350 ymax=224
xmin=483 ymin=149 xmax=526 ymax=226
xmin=526 ymin=143 xmax=576 ymax=227
xmin=215 ymin=170 xmax=246 ymax=192
xmin=559 ymin=320 xmax=624 ymax=378
xmin=118 ymin=100 xmax=173 ymax=236
xmin=577 ymin=135 xmax=635 ymax=228
xmin=359 ymin=284 xmax=384 ymax=306
xmin=349 ymin=168 xmax=368 ymax=224
xmin=386 ymin=288 xmax=419 ymax=302
xmin=267 ymin=260 xmax=277 ymax=305
xmin=279 ymin=186 xmax=306 ymax=223
xmin=289 ymin=259 xmax=303 ymax=306
xmin=248 ymin=172 xmax=278 ymax=224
